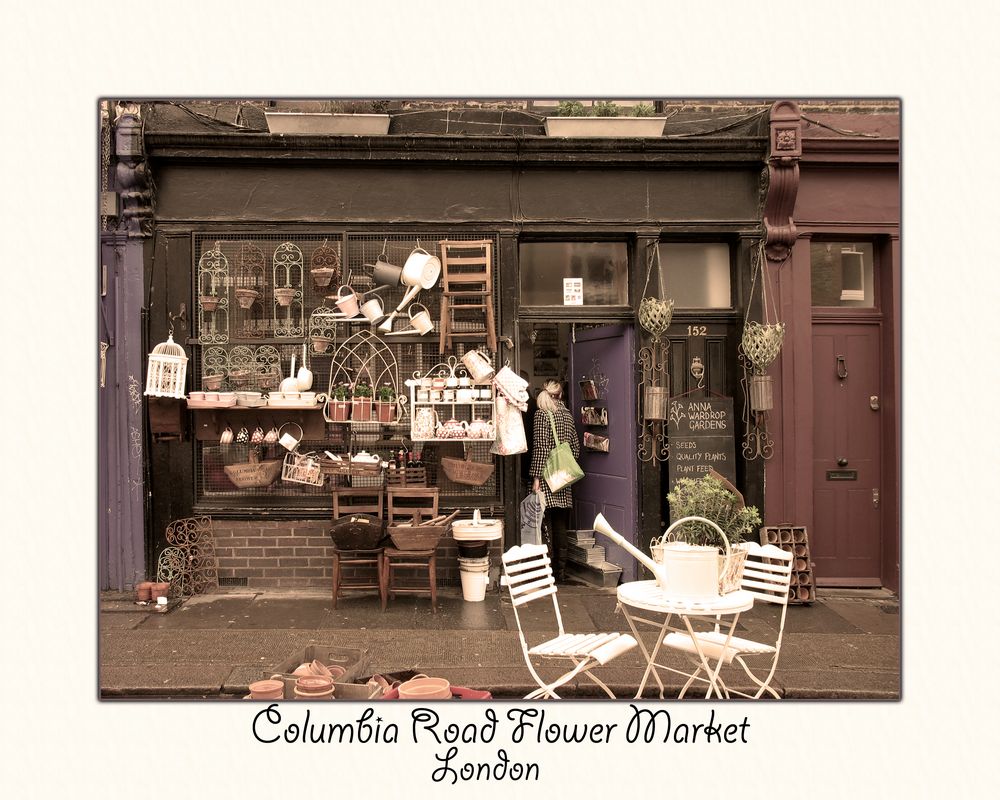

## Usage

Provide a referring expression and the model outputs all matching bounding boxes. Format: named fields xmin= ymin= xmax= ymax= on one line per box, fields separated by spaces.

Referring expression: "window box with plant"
xmin=329 ymin=383 xmax=351 ymax=422
xmin=543 ymin=100 xmax=667 ymax=138
xmin=376 ymin=384 xmax=397 ymax=423
xmin=351 ymin=381 xmax=374 ymax=422
xmin=264 ymin=101 xmax=391 ymax=136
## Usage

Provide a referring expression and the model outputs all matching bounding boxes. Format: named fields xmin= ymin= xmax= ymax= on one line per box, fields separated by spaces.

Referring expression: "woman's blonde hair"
xmin=536 ymin=380 xmax=563 ymax=413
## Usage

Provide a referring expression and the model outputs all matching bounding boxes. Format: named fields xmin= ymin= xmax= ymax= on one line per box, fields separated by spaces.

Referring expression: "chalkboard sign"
xmin=667 ymin=396 xmax=737 ymax=491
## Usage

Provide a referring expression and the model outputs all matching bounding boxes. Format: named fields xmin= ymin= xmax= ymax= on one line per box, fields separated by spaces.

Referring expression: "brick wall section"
xmin=213 ymin=520 xmax=503 ymax=590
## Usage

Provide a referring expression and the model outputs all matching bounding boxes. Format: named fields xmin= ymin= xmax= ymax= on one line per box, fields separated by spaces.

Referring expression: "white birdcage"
xmin=144 ymin=334 xmax=189 ymax=398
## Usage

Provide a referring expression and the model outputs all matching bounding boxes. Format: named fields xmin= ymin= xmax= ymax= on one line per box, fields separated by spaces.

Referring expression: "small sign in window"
xmin=563 ymin=278 xmax=583 ymax=305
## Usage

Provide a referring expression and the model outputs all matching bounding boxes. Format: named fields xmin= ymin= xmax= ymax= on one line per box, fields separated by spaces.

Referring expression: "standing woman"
xmin=529 ymin=380 xmax=580 ymax=582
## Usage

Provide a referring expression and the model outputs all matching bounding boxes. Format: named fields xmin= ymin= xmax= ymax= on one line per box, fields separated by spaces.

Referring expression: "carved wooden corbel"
xmin=763 ymin=100 xmax=801 ymax=262
xmin=114 ymin=105 xmax=153 ymax=238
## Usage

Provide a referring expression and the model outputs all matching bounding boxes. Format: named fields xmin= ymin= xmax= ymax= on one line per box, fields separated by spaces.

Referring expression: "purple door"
xmin=569 ymin=325 xmax=639 ymax=581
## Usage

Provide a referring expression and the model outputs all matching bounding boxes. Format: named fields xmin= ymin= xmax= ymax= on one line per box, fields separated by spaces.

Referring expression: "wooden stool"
xmin=381 ymin=547 xmax=438 ymax=612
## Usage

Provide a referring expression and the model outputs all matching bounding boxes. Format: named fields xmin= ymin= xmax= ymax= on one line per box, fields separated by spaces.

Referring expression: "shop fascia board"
xmin=143 ymin=132 xmax=767 ymax=167
xmin=800 ymin=137 xmax=899 ymax=165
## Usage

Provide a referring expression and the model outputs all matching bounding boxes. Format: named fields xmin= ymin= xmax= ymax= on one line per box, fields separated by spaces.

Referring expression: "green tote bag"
xmin=542 ymin=410 xmax=584 ymax=492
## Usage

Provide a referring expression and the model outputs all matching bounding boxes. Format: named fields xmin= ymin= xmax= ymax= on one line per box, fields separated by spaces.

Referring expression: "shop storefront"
xmin=98 ymin=99 xmax=899 ymax=594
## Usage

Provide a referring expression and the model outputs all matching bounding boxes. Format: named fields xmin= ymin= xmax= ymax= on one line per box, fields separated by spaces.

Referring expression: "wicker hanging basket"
xmin=441 ymin=454 xmax=495 ymax=486
xmin=742 ymin=321 xmax=785 ymax=373
xmin=224 ymin=449 xmax=282 ymax=489
xmin=638 ymin=296 xmax=674 ymax=338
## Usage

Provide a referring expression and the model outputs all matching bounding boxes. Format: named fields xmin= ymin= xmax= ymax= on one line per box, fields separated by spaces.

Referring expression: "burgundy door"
xmin=569 ymin=325 xmax=640 ymax=581
xmin=812 ymin=323 xmax=882 ymax=584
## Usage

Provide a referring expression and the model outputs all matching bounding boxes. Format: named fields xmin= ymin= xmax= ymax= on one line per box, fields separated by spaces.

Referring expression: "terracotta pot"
xmin=294 ymin=676 xmax=335 ymax=700
xmin=326 ymin=664 xmax=347 ymax=681
xmin=329 ymin=400 xmax=350 ymax=422
xmin=249 ymin=679 xmax=285 ymax=700
xmin=235 ymin=288 xmax=260 ymax=309
xmin=135 ymin=581 xmax=154 ymax=602
xmin=376 ymin=401 xmax=395 ymax=423
xmin=274 ymin=287 xmax=296 ymax=307
xmin=398 ymin=675 xmax=451 ymax=700
xmin=312 ymin=335 xmax=334 ymax=353
xmin=202 ymin=374 xmax=224 ymax=390
xmin=200 ymin=295 xmax=222 ymax=312
xmin=352 ymin=398 xmax=373 ymax=421
xmin=149 ymin=582 xmax=170 ymax=599
xmin=311 ymin=267 xmax=336 ymax=288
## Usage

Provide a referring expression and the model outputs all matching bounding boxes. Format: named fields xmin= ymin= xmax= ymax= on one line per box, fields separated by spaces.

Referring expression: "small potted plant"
xmin=662 ymin=472 xmax=762 ymax=594
xmin=544 ymin=100 xmax=667 ymax=138
xmin=375 ymin=384 xmax=396 ymax=423
xmin=329 ymin=383 xmax=351 ymax=422
xmin=351 ymin=380 xmax=373 ymax=421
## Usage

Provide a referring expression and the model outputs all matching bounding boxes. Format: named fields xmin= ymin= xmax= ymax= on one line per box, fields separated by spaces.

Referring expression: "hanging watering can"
xmin=297 ymin=343 xmax=314 ymax=391
xmin=379 ymin=247 xmax=441 ymax=332
xmin=461 ymin=349 xmax=494 ymax=383
xmin=334 ymin=285 xmax=360 ymax=318
xmin=371 ymin=257 xmax=404 ymax=288
xmin=277 ymin=422 xmax=304 ymax=452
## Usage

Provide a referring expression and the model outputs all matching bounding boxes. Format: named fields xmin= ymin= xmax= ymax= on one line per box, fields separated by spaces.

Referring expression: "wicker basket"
xmin=441 ymin=456 xmax=495 ymax=486
xmin=388 ymin=525 xmax=447 ymax=551
xmin=329 ymin=514 xmax=385 ymax=550
xmin=224 ymin=451 xmax=282 ymax=488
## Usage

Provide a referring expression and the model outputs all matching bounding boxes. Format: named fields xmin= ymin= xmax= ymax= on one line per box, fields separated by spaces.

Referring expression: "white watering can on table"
xmin=593 ymin=513 xmax=732 ymax=599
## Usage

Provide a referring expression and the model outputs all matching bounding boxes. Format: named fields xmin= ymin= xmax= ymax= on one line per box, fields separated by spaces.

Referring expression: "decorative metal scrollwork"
xmin=638 ymin=343 xmax=670 ymax=463
xmin=272 ymin=242 xmax=304 ymax=338
xmin=740 ymin=346 xmax=774 ymax=461
xmin=197 ymin=242 xmax=230 ymax=344
xmin=162 ymin=516 xmax=219 ymax=596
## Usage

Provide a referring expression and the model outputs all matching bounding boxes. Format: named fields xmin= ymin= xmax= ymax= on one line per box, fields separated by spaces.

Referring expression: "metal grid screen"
xmin=192 ymin=231 xmax=502 ymax=511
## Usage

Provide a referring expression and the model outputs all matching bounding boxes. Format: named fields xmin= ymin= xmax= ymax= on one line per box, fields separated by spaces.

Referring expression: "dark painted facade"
xmin=98 ymin=100 xmax=900 ymax=592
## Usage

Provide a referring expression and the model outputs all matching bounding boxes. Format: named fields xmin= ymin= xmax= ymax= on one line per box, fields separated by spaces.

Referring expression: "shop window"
xmin=519 ymin=242 xmax=629 ymax=307
xmin=658 ymin=243 xmax=732 ymax=308
xmin=190 ymin=231 xmax=503 ymax=512
xmin=810 ymin=241 xmax=876 ymax=308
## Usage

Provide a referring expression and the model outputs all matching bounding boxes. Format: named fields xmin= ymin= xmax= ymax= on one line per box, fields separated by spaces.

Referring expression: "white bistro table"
xmin=616 ymin=581 xmax=754 ymax=699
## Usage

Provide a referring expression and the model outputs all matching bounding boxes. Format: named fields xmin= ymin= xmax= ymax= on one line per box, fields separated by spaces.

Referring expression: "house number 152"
xmin=687 ymin=325 xmax=707 ymax=336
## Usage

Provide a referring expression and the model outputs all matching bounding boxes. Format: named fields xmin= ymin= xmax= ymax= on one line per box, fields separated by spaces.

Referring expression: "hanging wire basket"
xmin=741 ymin=321 xmax=785 ymax=373
xmin=638 ymin=296 xmax=674 ymax=339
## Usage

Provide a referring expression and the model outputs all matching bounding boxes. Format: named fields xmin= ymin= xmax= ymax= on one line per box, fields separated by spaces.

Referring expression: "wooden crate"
xmin=759 ymin=524 xmax=816 ymax=604
xmin=385 ymin=466 xmax=427 ymax=487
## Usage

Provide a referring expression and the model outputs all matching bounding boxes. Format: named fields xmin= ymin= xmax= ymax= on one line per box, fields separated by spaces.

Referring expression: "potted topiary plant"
xmin=659 ymin=473 xmax=762 ymax=595
xmin=375 ymin=384 xmax=396 ymax=423
xmin=351 ymin=380 xmax=373 ymax=421
xmin=544 ymin=100 xmax=667 ymax=138
xmin=329 ymin=383 xmax=351 ymax=422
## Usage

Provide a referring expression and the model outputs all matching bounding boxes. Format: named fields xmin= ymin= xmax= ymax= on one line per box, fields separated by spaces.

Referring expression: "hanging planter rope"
xmin=741 ymin=241 xmax=785 ymax=374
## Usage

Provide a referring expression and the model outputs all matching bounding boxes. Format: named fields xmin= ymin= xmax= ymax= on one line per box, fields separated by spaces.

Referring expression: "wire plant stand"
xmin=323 ymin=329 xmax=406 ymax=425
xmin=197 ymin=242 xmax=230 ymax=344
xmin=272 ymin=241 xmax=304 ymax=338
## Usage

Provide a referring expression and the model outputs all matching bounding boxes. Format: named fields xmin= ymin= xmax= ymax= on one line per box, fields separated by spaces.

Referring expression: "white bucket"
xmin=459 ymin=558 xmax=490 ymax=602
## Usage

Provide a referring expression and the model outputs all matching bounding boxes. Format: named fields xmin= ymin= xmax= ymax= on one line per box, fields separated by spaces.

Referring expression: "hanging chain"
xmin=100 ymin=102 xmax=112 ymax=232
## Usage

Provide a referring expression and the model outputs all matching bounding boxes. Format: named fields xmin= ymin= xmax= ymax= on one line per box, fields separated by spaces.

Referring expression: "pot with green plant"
xmin=656 ymin=474 xmax=762 ymax=596
xmin=329 ymin=383 xmax=351 ymax=422
xmin=375 ymin=383 xmax=396 ymax=423
xmin=544 ymin=100 xmax=667 ymax=138
xmin=351 ymin=380 xmax=373 ymax=421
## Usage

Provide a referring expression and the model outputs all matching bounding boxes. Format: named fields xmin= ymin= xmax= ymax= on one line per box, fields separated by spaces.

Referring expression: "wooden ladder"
xmin=437 ymin=239 xmax=497 ymax=353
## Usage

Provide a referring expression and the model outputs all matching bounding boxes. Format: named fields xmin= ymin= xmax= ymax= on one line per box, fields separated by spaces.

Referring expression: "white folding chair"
xmin=501 ymin=543 xmax=637 ymax=699
xmin=662 ymin=542 xmax=793 ymax=699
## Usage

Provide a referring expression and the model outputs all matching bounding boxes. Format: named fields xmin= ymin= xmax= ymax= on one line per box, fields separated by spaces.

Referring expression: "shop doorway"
xmin=811 ymin=322 xmax=883 ymax=585
xmin=518 ymin=321 xmax=640 ymax=580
